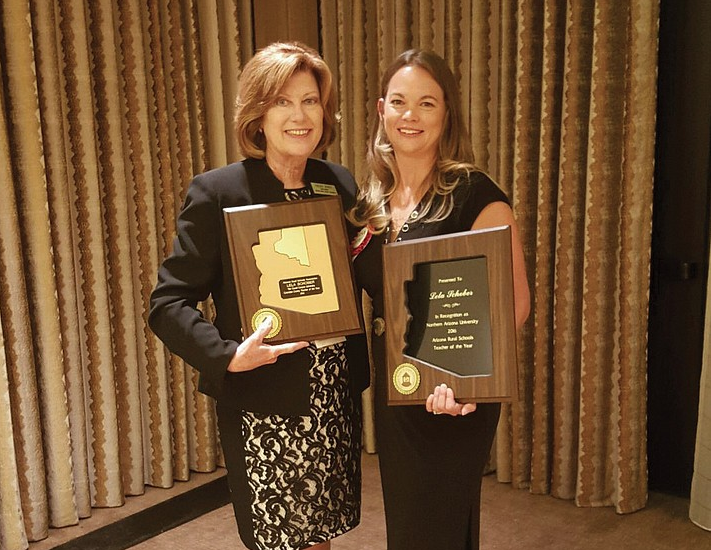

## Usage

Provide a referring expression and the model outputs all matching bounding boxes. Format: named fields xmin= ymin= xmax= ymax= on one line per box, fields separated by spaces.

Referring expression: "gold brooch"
xmin=372 ymin=317 xmax=385 ymax=336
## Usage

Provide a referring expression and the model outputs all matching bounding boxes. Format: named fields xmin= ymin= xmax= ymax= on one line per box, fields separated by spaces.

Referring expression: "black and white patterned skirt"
xmin=219 ymin=342 xmax=362 ymax=550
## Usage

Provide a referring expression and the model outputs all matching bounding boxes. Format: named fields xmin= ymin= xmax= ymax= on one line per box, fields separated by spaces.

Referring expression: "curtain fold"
xmin=2 ymin=1 xmax=58 ymax=542
xmin=613 ymin=0 xmax=658 ymax=513
xmin=35 ymin=0 xmax=94 ymax=522
xmin=1 ymin=26 xmax=46 ymax=546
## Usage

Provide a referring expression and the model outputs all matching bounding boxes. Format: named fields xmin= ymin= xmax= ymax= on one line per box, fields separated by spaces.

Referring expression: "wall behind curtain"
xmin=0 ymin=1 xmax=252 ymax=548
xmin=323 ymin=0 xmax=657 ymax=516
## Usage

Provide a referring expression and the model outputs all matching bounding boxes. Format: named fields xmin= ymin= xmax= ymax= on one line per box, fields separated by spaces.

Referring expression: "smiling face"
xmin=378 ymin=65 xmax=447 ymax=163
xmin=262 ymin=70 xmax=324 ymax=166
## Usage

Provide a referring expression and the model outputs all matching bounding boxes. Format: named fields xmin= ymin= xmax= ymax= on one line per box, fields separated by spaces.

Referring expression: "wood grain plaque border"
xmin=223 ymin=196 xmax=363 ymax=343
xmin=382 ymin=226 xmax=518 ymax=405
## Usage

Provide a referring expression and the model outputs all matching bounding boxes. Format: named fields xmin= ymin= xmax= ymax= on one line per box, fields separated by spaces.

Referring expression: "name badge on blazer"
xmin=310 ymin=182 xmax=338 ymax=196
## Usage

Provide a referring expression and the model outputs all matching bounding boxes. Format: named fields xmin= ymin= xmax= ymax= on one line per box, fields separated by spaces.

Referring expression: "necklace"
xmin=390 ymin=212 xmax=409 ymax=233
xmin=385 ymin=207 xmax=422 ymax=244
xmin=386 ymin=181 xmax=429 ymax=243
xmin=382 ymin=168 xmax=433 ymax=242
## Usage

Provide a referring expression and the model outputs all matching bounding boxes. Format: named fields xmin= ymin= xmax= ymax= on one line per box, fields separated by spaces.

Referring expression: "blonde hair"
xmin=234 ymin=42 xmax=337 ymax=158
xmin=349 ymin=49 xmax=477 ymax=232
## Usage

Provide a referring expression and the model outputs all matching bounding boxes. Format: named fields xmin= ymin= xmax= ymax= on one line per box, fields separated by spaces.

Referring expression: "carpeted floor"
xmin=131 ymin=453 xmax=707 ymax=550
xmin=31 ymin=452 xmax=710 ymax=550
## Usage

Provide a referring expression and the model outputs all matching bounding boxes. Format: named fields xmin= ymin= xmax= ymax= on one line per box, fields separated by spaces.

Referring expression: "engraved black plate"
xmin=405 ymin=257 xmax=493 ymax=377
xmin=279 ymin=275 xmax=324 ymax=299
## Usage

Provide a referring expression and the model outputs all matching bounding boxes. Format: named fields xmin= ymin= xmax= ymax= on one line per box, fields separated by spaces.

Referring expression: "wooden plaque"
xmin=223 ymin=196 xmax=363 ymax=343
xmin=382 ymin=226 xmax=518 ymax=405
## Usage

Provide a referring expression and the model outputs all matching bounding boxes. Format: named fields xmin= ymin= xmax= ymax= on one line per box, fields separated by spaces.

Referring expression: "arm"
xmin=471 ymin=201 xmax=531 ymax=330
xmin=148 ymin=174 xmax=239 ymax=391
xmin=148 ymin=173 xmax=307 ymax=397
xmin=426 ymin=200 xmax=531 ymax=416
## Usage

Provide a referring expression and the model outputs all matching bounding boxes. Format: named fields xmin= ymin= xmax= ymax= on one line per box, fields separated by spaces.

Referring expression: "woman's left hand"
xmin=426 ymin=383 xmax=477 ymax=416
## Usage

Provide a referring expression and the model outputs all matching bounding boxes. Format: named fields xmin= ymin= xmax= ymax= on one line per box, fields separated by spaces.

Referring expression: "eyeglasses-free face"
xmin=378 ymin=65 xmax=446 ymax=163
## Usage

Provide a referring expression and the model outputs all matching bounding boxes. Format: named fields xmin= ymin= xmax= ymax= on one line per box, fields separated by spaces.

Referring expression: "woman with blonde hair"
xmin=350 ymin=49 xmax=530 ymax=549
xmin=150 ymin=42 xmax=368 ymax=550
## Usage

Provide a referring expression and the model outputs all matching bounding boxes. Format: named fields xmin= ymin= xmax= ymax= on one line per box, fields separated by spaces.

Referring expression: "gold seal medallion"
xmin=392 ymin=363 xmax=421 ymax=395
xmin=251 ymin=308 xmax=282 ymax=339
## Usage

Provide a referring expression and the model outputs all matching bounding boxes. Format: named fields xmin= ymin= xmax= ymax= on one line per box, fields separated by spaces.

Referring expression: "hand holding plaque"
xmin=382 ymin=226 xmax=518 ymax=405
xmin=224 ymin=196 xmax=363 ymax=343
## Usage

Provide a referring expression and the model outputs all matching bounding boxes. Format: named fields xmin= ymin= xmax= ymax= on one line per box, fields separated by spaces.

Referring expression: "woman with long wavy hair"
xmin=350 ymin=49 xmax=530 ymax=550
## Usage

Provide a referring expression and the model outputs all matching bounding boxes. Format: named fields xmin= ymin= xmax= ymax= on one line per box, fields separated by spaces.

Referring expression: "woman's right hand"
xmin=227 ymin=318 xmax=310 ymax=373
xmin=426 ymin=383 xmax=477 ymax=416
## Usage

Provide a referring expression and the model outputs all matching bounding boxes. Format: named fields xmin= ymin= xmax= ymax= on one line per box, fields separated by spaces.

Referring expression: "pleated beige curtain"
xmin=1 ymin=1 xmax=662 ymax=549
xmin=324 ymin=0 xmax=657 ymax=515
xmin=0 ymin=1 xmax=252 ymax=548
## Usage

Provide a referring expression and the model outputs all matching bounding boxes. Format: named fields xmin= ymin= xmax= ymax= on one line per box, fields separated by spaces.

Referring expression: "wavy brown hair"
xmin=349 ymin=49 xmax=478 ymax=232
xmin=234 ymin=42 xmax=337 ymax=159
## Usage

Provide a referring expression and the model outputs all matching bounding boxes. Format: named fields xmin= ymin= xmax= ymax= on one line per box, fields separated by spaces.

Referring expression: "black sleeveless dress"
xmin=353 ymin=171 xmax=509 ymax=550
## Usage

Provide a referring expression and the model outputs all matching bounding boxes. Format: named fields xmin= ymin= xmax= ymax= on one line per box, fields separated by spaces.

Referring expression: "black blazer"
xmin=149 ymin=157 xmax=369 ymax=416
